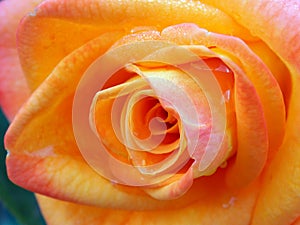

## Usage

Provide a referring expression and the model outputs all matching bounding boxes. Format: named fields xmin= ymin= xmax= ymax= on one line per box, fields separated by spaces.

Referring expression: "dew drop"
xmin=215 ymin=64 xmax=231 ymax=73
xmin=222 ymin=196 xmax=236 ymax=208
xmin=29 ymin=8 xmax=37 ymax=17
xmin=223 ymin=90 xmax=231 ymax=103
xmin=31 ymin=145 xmax=54 ymax=157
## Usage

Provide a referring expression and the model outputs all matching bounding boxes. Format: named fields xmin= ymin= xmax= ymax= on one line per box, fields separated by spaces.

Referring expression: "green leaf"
xmin=0 ymin=109 xmax=46 ymax=225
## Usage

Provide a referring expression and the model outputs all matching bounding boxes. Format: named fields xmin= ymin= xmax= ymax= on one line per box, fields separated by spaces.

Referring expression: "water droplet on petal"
xmin=222 ymin=196 xmax=236 ymax=208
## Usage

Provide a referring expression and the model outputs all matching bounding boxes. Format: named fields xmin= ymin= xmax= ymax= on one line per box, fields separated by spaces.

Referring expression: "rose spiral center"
xmin=73 ymin=41 xmax=233 ymax=188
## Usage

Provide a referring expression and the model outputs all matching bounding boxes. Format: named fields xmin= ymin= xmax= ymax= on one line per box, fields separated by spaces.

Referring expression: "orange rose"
xmin=1 ymin=0 xmax=300 ymax=224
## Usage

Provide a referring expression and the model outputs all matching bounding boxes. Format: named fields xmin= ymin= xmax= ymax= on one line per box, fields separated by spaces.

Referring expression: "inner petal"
xmin=90 ymin=73 xmax=184 ymax=174
xmin=127 ymin=56 xmax=237 ymax=177
xmin=122 ymin=89 xmax=182 ymax=168
xmin=130 ymin=96 xmax=161 ymax=139
xmin=88 ymin=51 xmax=236 ymax=186
xmin=130 ymin=96 xmax=180 ymax=153
xmin=89 ymin=75 xmax=149 ymax=164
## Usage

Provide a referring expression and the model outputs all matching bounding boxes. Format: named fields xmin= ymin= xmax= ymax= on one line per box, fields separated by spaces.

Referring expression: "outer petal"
xmin=201 ymin=0 xmax=300 ymax=224
xmin=36 ymin=170 xmax=260 ymax=225
xmin=17 ymin=0 xmax=256 ymax=90
xmin=0 ymin=0 xmax=43 ymax=120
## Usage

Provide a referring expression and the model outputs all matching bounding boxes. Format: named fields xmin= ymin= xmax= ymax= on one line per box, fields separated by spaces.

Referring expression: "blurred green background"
xmin=0 ymin=108 xmax=45 ymax=225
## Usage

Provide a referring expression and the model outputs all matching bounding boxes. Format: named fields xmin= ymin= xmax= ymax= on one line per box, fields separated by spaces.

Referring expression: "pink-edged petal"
xmin=161 ymin=24 xmax=286 ymax=188
xmin=129 ymin=64 xmax=212 ymax=161
xmin=162 ymin=23 xmax=285 ymax=155
xmin=224 ymin=60 xmax=268 ymax=188
xmin=0 ymin=0 xmax=43 ymax=120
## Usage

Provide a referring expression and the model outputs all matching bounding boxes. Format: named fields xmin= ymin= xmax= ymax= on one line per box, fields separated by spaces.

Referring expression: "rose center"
xmin=131 ymin=96 xmax=179 ymax=146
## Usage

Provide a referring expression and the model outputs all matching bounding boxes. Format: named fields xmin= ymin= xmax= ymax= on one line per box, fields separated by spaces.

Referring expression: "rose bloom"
xmin=1 ymin=0 xmax=300 ymax=224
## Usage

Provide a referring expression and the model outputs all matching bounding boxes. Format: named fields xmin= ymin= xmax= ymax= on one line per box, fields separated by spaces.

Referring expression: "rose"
xmin=2 ymin=0 xmax=300 ymax=224
xmin=1 ymin=0 xmax=300 ymax=224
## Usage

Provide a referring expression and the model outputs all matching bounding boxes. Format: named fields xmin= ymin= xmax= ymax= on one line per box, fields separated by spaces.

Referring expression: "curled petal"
xmin=128 ymin=64 xmax=214 ymax=171
xmin=224 ymin=61 xmax=268 ymax=188
xmin=162 ymin=24 xmax=284 ymax=187
xmin=162 ymin=23 xmax=285 ymax=154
